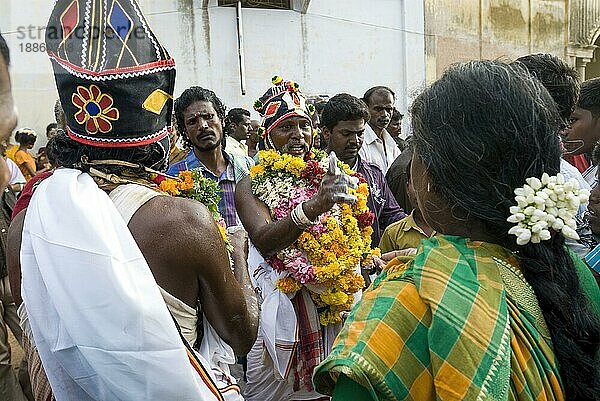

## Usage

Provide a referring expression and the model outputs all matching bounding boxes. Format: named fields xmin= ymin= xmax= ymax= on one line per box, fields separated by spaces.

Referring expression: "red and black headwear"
xmin=46 ymin=0 xmax=176 ymax=149
xmin=254 ymin=76 xmax=315 ymax=148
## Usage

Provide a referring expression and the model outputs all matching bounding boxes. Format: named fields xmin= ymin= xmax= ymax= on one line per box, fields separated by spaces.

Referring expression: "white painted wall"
xmin=1 ymin=0 xmax=425 ymax=147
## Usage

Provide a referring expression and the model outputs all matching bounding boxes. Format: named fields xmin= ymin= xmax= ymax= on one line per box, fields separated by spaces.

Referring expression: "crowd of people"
xmin=0 ymin=0 xmax=598 ymax=400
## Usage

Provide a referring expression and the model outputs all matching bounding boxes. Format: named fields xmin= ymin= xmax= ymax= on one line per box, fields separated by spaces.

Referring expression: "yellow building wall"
xmin=425 ymin=0 xmax=568 ymax=82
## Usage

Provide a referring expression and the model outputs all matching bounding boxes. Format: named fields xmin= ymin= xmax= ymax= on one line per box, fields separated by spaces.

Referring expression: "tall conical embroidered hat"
xmin=46 ymin=0 xmax=176 ymax=148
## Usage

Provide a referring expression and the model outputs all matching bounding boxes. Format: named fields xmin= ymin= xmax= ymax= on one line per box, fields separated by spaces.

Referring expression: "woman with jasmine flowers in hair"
xmin=313 ymin=60 xmax=600 ymax=401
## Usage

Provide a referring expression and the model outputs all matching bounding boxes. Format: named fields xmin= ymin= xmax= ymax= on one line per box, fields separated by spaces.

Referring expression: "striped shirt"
xmin=583 ymin=164 xmax=598 ymax=189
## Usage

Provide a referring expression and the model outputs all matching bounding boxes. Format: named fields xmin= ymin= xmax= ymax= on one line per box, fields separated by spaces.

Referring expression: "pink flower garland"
xmin=267 ymin=250 xmax=315 ymax=284
xmin=273 ymin=186 xmax=318 ymax=220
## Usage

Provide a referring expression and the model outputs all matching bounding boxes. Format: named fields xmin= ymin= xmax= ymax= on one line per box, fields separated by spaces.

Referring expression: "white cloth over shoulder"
xmin=20 ymin=168 xmax=222 ymax=401
xmin=110 ymin=183 xmax=242 ymax=400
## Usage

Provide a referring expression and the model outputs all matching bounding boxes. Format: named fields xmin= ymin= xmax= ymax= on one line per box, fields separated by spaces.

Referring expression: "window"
xmin=218 ymin=0 xmax=291 ymax=10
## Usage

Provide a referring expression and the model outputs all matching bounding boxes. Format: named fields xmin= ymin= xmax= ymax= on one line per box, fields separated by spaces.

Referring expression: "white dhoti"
xmin=244 ymin=244 xmax=340 ymax=401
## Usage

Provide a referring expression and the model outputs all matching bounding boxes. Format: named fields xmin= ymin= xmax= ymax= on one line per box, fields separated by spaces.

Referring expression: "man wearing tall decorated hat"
xmin=235 ymin=76 xmax=380 ymax=401
xmin=6 ymin=1 xmax=258 ymax=400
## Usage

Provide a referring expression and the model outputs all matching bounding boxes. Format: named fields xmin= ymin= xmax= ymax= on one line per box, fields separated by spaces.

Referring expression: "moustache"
xmin=194 ymin=129 xmax=219 ymax=141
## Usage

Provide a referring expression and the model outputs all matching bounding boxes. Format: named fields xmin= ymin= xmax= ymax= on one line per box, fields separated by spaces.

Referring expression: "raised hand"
xmin=323 ymin=152 xmax=358 ymax=205
xmin=302 ymin=152 xmax=360 ymax=221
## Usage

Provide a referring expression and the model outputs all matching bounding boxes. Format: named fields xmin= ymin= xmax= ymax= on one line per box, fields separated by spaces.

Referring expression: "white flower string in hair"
xmin=507 ymin=173 xmax=590 ymax=246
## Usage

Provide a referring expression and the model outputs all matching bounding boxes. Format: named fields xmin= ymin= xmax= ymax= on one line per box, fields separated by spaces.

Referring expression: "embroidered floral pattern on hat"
xmin=72 ymin=85 xmax=120 ymax=135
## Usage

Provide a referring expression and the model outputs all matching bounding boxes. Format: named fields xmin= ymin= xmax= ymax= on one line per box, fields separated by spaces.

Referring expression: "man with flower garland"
xmin=235 ymin=77 xmax=375 ymax=401
xmin=321 ymin=93 xmax=406 ymax=247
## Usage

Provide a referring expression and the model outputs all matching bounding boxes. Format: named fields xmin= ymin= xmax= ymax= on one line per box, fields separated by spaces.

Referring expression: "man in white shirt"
xmin=225 ymin=108 xmax=252 ymax=157
xmin=358 ymin=86 xmax=401 ymax=174
xmin=5 ymin=158 xmax=25 ymax=194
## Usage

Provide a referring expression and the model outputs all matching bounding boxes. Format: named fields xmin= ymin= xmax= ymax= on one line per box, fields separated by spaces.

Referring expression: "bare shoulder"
xmin=235 ymin=175 xmax=252 ymax=197
xmin=128 ymin=194 xmax=231 ymax=306
xmin=136 ymin=195 xmax=218 ymax=233
xmin=129 ymin=195 xmax=226 ymax=267
xmin=235 ymin=175 xmax=263 ymax=210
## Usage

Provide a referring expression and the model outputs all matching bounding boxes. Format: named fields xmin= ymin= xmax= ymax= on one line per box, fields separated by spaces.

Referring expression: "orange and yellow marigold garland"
xmin=251 ymin=149 xmax=380 ymax=326
xmin=159 ymin=169 xmax=230 ymax=248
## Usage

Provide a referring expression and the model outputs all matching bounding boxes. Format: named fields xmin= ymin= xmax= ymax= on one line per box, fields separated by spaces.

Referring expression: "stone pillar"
xmin=566 ymin=44 xmax=597 ymax=79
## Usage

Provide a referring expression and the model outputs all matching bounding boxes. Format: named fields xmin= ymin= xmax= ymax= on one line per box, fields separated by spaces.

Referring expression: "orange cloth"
xmin=10 ymin=149 xmax=36 ymax=181
xmin=5 ymin=145 xmax=18 ymax=161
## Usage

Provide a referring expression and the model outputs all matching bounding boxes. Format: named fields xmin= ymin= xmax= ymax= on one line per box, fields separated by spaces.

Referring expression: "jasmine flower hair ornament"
xmin=507 ymin=173 xmax=590 ymax=245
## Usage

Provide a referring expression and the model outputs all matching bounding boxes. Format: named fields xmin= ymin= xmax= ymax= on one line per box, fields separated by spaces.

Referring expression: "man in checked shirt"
xmin=168 ymin=86 xmax=254 ymax=227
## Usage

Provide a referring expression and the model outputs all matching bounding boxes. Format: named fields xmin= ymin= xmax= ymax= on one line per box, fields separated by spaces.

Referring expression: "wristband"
xmin=291 ymin=202 xmax=318 ymax=230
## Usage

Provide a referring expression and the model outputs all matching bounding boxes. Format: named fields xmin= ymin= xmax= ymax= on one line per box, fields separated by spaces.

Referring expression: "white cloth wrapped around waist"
xmin=247 ymin=243 xmax=298 ymax=379
xmin=247 ymin=243 xmax=361 ymax=379
xmin=161 ymin=287 xmax=241 ymax=400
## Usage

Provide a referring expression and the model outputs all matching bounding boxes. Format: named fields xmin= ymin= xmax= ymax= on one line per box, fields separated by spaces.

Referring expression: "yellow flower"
xmin=330 ymin=242 xmax=348 ymax=258
xmin=310 ymin=291 xmax=327 ymax=308
xmin=250 ymin=164 xmax=265 ymax=178
xmin=372 ymin=247 xmax=382 ymax=258
xmin=356 ymin=197 xmax=368 ymax=211
xmin=356 ymin=183 xmax=369 ymax=197
xmin=362 ymin=247 xmax=381 ymax=265
xmin=339 ymin=160 xmax=354 ymax=176
xmin=178 ymin=170 xmax=195 ymax=191
xmin=159 ymin=178 xmax=180 ymax=196
xmin=340 ymin=203 xmax=353 ymax=216
xmin=276 ymin=277 xmax=302 ymax=293
xmin=259 ymin=150 xmax=281 ymax=168
xmin=217 ymin=223 xmax=228 ymax=243
xmin=286 ymin=157 xmax=306 ymax=177
xmin=273 ymin=159 xmax=287 ymax=171
xmin=319 ymin=309 xmax=342 ymax=326
xmin=316 ymin=262 xmax=342 ymax=281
